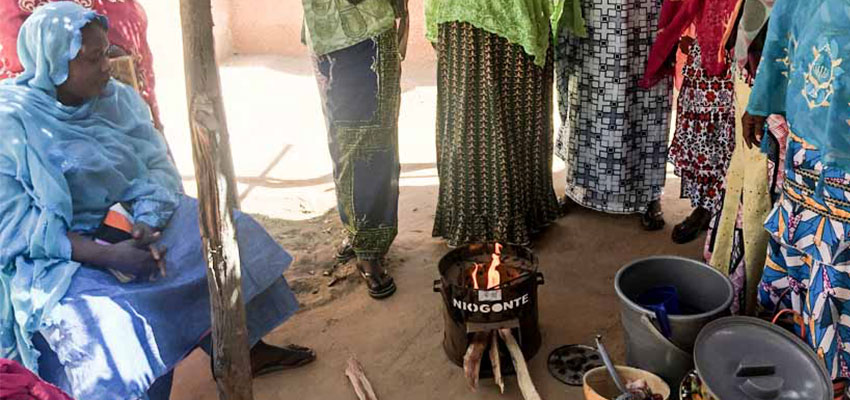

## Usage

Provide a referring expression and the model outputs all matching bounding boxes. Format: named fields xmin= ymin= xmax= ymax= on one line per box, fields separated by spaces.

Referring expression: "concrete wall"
xmin=212 ymin=0 xmax=233 ymax=59
xmin=229 ymin=0 xmax=435 ymax=64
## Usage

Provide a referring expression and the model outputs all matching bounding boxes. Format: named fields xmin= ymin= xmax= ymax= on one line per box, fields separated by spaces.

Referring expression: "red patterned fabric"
xmin=695 ymin=0 xmax=738 ymax=75
xmin=0 ymin=0 xmax=159 ymax=125
xmin=641 ymin=0 xmax=737 ymax=88
xmin=0 ymin=359 xmax=73 ymax=400
xmin=668 ymin=41 xmax=735 ymax=213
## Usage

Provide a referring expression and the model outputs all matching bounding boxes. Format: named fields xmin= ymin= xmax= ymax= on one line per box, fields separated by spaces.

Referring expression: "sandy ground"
xmin=158 ymin=53 xmax=702 ymax=396
xmin=170 ymin=172 xmax=703 ymax=400
xmin=132 ymin=3 xmax=703 ymax=397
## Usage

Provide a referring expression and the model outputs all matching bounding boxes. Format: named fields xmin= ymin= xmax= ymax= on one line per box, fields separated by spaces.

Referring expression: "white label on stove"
xmin=478 ymin=289 xmax=502 ymax=302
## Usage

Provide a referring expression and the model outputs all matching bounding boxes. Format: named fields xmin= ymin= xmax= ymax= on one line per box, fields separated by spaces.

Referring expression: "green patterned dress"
xmin=427 ymin=0 xmax=561 ymax=246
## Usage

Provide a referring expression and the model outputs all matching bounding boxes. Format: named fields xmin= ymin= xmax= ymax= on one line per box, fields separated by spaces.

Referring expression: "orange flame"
xmin=486 ymin=243 xmax=502 ymax=289
xmin=471 ymin=244 xmax=503 ymax=290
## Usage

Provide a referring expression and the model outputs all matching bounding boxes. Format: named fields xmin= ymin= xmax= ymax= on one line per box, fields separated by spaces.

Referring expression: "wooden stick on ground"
xmin=489 ymin=332 xmax=504 ymax=394
xmin=463 ymin=331 xmax=490 ymax=391
xmin=499 ymin=329 xmax=542 ymax=400
xmin=345 ymin=357 xmax=379 ymax=400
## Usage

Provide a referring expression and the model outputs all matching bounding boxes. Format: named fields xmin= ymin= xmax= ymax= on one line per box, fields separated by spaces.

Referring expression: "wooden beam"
xmin=179 ymin=1 xmax=253 ymax=399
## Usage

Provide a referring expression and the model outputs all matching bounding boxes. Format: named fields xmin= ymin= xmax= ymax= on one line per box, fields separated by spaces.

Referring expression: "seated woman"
xmin=0 ymin=0 xmax=165 ymax=131
xmin=0 ymin=3 xmax=315 ymax=399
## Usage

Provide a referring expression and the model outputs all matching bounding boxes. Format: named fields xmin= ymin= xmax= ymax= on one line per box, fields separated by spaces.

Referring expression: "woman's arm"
xmin=0 ymin=148 xmax=162 ymax=277
xmin=116 ymin=85 xmax=182 ymax=229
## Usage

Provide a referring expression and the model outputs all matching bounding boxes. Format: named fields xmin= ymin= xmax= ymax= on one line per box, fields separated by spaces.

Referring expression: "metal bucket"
xmin=614 ymin=257 xmax=733 ymax=386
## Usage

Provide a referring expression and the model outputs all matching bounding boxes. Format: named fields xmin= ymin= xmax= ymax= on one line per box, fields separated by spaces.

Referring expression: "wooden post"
xmin=179 ymin=0 xmax=240 ymax=209
xmin=179 ymin=1 xmax=253 ymax=399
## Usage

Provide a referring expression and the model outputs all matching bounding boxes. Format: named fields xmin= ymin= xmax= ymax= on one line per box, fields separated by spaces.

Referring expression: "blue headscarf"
xmin=0 ymin=2 xmax=180 ymax=371
xmin=15 ymin=2 xmax=108 ymax=97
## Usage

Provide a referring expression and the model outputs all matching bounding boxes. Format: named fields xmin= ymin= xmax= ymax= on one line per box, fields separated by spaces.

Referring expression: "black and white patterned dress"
xmin=555 ymin=0 xmax=673 ymax=214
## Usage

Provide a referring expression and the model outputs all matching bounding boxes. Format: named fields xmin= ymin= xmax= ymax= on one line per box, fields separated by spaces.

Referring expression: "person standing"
xmin=704 ymin=0 xmax=783 ymax=316
xmin=643 ymin=0 xmax=739 ymax=244
xmin=748 ymin=0 xmax=850 ymax=376
xmin=427 ymin=0 xmax=561 ymax=247
xmin=555 ymin=0 xmax=673 ymax=230
xmin=666 ymin=36 xmax=735 ymax=243
xmin=303 ymin=0 xmax=408 ymax=299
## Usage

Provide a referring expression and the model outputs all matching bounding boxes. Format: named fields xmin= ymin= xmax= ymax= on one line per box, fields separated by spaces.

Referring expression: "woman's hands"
xmin=69 ymin=226 xmax=167 ymax=281
xmin=103 ymin=239 xmax=167 ymax=279
xmin=742 ymin=111 xmax=768 ymax=149
xmin=679 ymin=36 xmax=695 ymax=54
xmin=132 ymin=222 xmax=160 ymax=247
xmin=395 ymin=0 xmax=410 ymax=60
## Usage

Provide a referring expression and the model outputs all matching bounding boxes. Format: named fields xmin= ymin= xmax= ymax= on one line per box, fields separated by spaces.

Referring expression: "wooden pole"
xmin=179 ymin=1 xmax=253 ymax=399
xmin=179 ymin=0 xmax=240 ymax=209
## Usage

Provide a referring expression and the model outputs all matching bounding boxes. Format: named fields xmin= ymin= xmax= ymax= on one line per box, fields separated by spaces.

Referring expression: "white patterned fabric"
xmin=555 ymin=0 xmax=672 ymax=214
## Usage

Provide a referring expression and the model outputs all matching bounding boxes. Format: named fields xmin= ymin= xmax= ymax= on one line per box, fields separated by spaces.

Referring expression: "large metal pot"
xmin=685 ymin=317 xmax=833 ymax=400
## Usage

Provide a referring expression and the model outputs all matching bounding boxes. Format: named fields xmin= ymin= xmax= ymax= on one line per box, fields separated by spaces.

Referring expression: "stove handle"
xmin=536 ymin=272 xmax=545 ymax=285
xmin=433 ymin=279 xmax=442 ymax=293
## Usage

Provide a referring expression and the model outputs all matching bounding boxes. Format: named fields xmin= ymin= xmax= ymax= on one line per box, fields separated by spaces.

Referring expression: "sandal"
xmin=336 ymin=237 xmax=355 ymax=264
xmin=356 ymin=260 xmax=396 ymax=299
xmin=640 ymin=200 xmax=665 ymax=231
xmin=671 ymin=207 xmax=711 ymax=244
xmin=558 ymin=195 xmax=576 ymax=217
xmin=252 ymin=344 xmax=317 ymax=377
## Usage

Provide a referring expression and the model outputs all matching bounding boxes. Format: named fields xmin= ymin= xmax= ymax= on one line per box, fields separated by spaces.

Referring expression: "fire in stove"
xmin=470 ymin=243 xmax=504 ymax=290
xmin=434 ymin=243 xmax=544 ymax=399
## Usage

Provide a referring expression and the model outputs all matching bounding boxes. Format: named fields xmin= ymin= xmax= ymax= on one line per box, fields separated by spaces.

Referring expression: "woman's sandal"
xmin=671 ymin=207 xmax=711 ymax=244
xmin=208 ymin=342 xmax=316 ymax=379
xmin=252 ymin=344 xmax=317 ymax=377
xmin=640 ymin=200 xmax=665 ymax=231
xmin=336 ymin=237 xmax=355 ymax=264
xmin=558 ymin=195 xmax=576 ymax=217
xmin=356 ymin=260 xmax=396 ymax=299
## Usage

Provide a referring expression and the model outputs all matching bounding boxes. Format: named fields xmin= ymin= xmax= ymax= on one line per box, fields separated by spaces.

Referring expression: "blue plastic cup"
xmin=637 ymin=286 xmax=680 ymax=338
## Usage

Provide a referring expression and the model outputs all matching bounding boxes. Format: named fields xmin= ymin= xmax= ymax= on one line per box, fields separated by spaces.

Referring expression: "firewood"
xmin=345 ymin=357 xmax=379 ymax=400
xmin=499 ymin=329 xmax=542 ymax=400
xmin=489 ymin=331 xmax=504 ymax=394
xmin=463 ymin=332 xmax=490 ymax=391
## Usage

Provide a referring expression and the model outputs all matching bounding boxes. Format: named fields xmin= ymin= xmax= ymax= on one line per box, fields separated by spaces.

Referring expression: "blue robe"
xmin=0 ymin=3 xmax=297 ymax=398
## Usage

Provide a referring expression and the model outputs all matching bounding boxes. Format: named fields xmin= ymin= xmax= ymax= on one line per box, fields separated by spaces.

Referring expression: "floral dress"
xmin=668 ymin=40 xmax=735 ymax=213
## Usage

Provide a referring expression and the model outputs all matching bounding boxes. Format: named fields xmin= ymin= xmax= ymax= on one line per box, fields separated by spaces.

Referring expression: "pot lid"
xmin=694 ymin=317 xmax=832 ymax=400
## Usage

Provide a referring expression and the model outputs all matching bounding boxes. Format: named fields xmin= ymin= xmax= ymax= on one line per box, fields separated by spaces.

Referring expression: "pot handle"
xmin=433 ymin=279 xmax=442 ymax=293
xmin=639 ymin=314 xmax=690 ymax=360
xmin=536 ymin=272 xmax=545 ymax=285
xmin=740 ymin=377 xmax=783 ymax=400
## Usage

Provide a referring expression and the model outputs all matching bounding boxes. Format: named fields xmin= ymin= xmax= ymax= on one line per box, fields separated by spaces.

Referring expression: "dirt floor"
xmin=169 ymin=173 xmax=704 ymax=400
xmin=131 ymin=5 xmax=702 ymax=396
